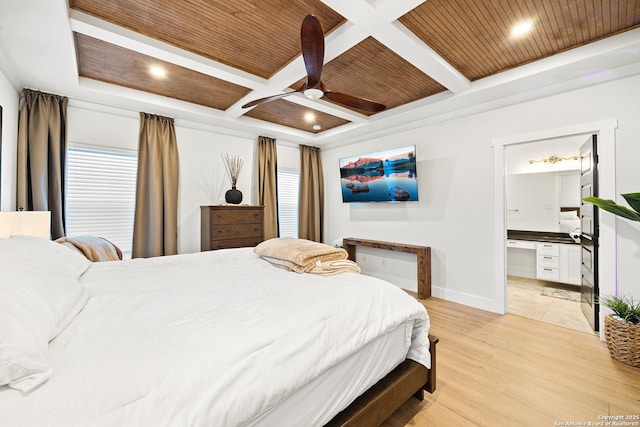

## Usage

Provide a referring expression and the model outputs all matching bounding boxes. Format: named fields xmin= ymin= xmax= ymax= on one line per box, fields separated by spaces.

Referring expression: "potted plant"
xmin=598 ymin=295 xmax=640 ymax=367
xmin=222 ymin=154 xmax=244 ymax=204
xmin=583 ymin=193 xmax=640 ymax=367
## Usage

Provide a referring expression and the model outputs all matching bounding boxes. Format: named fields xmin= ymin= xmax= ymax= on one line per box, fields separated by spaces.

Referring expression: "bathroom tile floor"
xmin=507 ymin=275 xmax=595 ymax=334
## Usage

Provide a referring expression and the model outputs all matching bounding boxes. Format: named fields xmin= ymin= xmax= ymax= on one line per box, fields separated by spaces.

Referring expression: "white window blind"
xmin=66 ymin=146 xmax=137 ymax=257
xmin=277 ymin=169 xmax=299 ymax=238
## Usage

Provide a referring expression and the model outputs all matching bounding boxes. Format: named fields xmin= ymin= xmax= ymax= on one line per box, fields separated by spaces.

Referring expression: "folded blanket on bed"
xmin=56 ymin=236 xmax=123 ymax=262
xmin=254 ymin=237 xmax=357 ymax=274
xmin=308 ymin=259 xmax=361 ymax=275
xmin=261 ymin=255 xmax=361 ymax=275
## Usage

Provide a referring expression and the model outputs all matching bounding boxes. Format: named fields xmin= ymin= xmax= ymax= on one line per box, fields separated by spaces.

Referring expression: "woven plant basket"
xmin=604 ymin=315 xmax=640 ymax=368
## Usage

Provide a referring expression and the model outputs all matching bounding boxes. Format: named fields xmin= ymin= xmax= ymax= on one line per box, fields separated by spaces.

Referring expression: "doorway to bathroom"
xmin=492 ymin=119 xmax=618 ymax=339
xmin=505 ymin=134 xmax=593 ymax=333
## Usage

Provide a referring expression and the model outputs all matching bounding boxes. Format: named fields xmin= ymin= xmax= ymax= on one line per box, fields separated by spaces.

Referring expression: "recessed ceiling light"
xmin=511 ymin=20 xmax=534 ymax=37
xmin=304 ymin=112 xmax=316 ymax=123
xmin=313 ymin=124 xmax=321 ymax=131
xmin=149 ymin=65 xmax=167 ymax=78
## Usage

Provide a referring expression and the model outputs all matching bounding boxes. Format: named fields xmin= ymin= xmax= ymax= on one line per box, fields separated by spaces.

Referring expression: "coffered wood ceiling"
xmin=4 ymin=0 xmax=638 ymax=144
xmin=399 ymin=0 xmax=640 ymax=81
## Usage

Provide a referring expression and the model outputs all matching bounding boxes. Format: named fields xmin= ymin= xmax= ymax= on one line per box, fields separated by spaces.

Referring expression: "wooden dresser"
xmin=200 ymin=205 xmax=264 ymax=251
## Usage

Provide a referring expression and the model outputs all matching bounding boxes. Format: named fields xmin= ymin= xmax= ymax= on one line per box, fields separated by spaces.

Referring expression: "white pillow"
xmin=559 ymin=218 xmax=581 ymax=233
xmin=0 ymin=236 xmax=90 ymax=392
xmin=559 ymin=210 xmax=579 ymax=220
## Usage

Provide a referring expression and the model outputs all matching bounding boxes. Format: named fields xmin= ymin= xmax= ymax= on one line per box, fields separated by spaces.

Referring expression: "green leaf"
xmin=582 ymin=196 xmax=640 ymax=222
xmin=621 ymin=193 xmax=640 ymax=215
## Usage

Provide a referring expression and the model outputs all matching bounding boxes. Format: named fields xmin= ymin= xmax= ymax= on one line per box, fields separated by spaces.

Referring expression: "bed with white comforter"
xmin=0 ymin=236 xmax=430 ymax=427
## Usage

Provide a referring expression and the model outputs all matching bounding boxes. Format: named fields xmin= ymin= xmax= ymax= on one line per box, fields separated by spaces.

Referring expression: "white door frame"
xmin=492 ymin=119 xmax=618 ymax=339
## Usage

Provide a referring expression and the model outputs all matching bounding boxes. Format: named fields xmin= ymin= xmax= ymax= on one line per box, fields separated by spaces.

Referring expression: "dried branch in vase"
xmin=222 ymin=154 xmax=243 ymax=188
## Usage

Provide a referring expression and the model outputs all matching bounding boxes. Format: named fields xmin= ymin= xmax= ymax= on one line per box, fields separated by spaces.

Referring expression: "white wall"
xmin=67 ymin=103 xmax=258 ymax=255
xmin=68 ymin=106 xmax=139 ymax=151
xmin=322 ymin=74 xmax=640 ymax=311
xmin=277 ymin=144 xmax=300 ymax=171
xmin=0 ymin=70 xmax=19 ymax=211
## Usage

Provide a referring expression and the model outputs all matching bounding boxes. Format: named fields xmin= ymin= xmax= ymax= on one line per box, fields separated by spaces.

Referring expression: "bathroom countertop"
xmin=507 ymin=229 xmax=579 ymax=245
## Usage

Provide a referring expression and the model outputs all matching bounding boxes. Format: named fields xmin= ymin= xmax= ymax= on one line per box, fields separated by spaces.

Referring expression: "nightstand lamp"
xmin=0 ymin=211 xmax=51 ymax=239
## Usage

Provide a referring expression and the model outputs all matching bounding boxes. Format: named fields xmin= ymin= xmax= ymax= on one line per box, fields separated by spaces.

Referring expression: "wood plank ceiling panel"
xmin=70 ymin=0 xmax=345 ymax=79
xmin=244 ymin=100 xmax=350 ymax=133
xmin=400 ymin=0 xmax=640 ymax=81
xmin=293 ymin=37 xmax=447 ymax=115
xmin=75 ymin=33 xmax=250 ymax=110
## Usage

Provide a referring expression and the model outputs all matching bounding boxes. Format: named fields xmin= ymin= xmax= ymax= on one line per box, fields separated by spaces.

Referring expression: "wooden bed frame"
xmin=325 ymin=334 xmax=439 ymax=426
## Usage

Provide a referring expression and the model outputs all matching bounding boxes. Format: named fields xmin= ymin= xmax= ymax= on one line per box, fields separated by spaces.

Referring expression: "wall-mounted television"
xmin=339 ymin=145 xmax=418 ymax=203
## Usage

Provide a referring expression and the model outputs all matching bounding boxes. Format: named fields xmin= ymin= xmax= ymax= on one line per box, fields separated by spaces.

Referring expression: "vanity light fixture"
xmin=528 ymin=155 xmax=580 ymax=165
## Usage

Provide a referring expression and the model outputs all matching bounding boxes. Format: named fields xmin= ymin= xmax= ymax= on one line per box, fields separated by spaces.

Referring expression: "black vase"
xmin=225 ymin=186 xmax=243 ymax=204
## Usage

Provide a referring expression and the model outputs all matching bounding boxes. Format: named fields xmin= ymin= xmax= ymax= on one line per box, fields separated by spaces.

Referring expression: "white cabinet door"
xmin=559 ymin=244 xmax=581 ymax=285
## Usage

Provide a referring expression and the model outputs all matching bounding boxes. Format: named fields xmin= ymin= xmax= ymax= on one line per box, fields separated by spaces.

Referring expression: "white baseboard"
xmin=431 ymin=286 xmax=499 ymax=314
xmin=506 ymin=267 xmax=536 ymax=279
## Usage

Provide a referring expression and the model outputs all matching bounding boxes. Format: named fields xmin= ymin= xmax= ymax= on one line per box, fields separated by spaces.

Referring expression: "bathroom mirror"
xmin=506 ymin=171 xmax=580 ymax=233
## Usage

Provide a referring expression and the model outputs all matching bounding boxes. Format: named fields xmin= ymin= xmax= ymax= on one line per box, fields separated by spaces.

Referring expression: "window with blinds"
xmin=66 ymin=146 xmax=137 ymax=258
xmin=277 ymin=169 xmax=299 ymax=238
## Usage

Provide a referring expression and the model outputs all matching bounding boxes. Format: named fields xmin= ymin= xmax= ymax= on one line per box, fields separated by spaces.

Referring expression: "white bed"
xmin=0 ymin=236 xmax=431 ymax=427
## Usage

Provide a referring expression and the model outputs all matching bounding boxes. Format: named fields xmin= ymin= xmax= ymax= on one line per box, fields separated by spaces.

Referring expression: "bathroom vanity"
xmin=506 ymin=230 xmax=581 ymax=286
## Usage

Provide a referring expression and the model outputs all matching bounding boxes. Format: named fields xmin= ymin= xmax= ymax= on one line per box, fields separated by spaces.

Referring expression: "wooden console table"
xmin=342 ymin=238 xmax=431 ymax=299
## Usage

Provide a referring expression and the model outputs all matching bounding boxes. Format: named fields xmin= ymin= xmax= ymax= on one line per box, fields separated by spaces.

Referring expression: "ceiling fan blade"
xmin=323 ymin=91 xmax=387 ymax=113
xmin=301 ymin=15 xmax=324 ymax=88
xmin=241 ymin=89 xmax=301 ymax=109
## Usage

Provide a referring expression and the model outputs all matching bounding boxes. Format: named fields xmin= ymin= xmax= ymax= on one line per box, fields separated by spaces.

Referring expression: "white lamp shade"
xmin=0 ymin=211 xmax=51 ymax=239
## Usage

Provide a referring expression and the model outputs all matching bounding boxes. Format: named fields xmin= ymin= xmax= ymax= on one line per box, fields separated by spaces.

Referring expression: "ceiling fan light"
xmin=304 ymin=88 xmax=324 ymax=100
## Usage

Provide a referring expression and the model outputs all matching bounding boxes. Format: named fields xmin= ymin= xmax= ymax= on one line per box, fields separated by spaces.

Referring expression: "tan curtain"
xmin=298 ymin=144 xmax=324 ymax=242
xmin=16 ymin=89 xmax=68 ymax=239
xmin=132 ymin=113 xmax=179 ymax=258
xmin=257 ymin=136 xmax=278 ymax=239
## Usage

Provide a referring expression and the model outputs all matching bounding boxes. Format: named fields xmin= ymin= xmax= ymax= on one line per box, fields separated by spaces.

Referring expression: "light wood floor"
xmin=382 ymin=297 xmax=640 ymax=426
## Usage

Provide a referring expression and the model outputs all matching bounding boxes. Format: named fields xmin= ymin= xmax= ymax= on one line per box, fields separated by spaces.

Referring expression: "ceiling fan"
xmin=241 ymin=15 xmax=386 ymax=113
